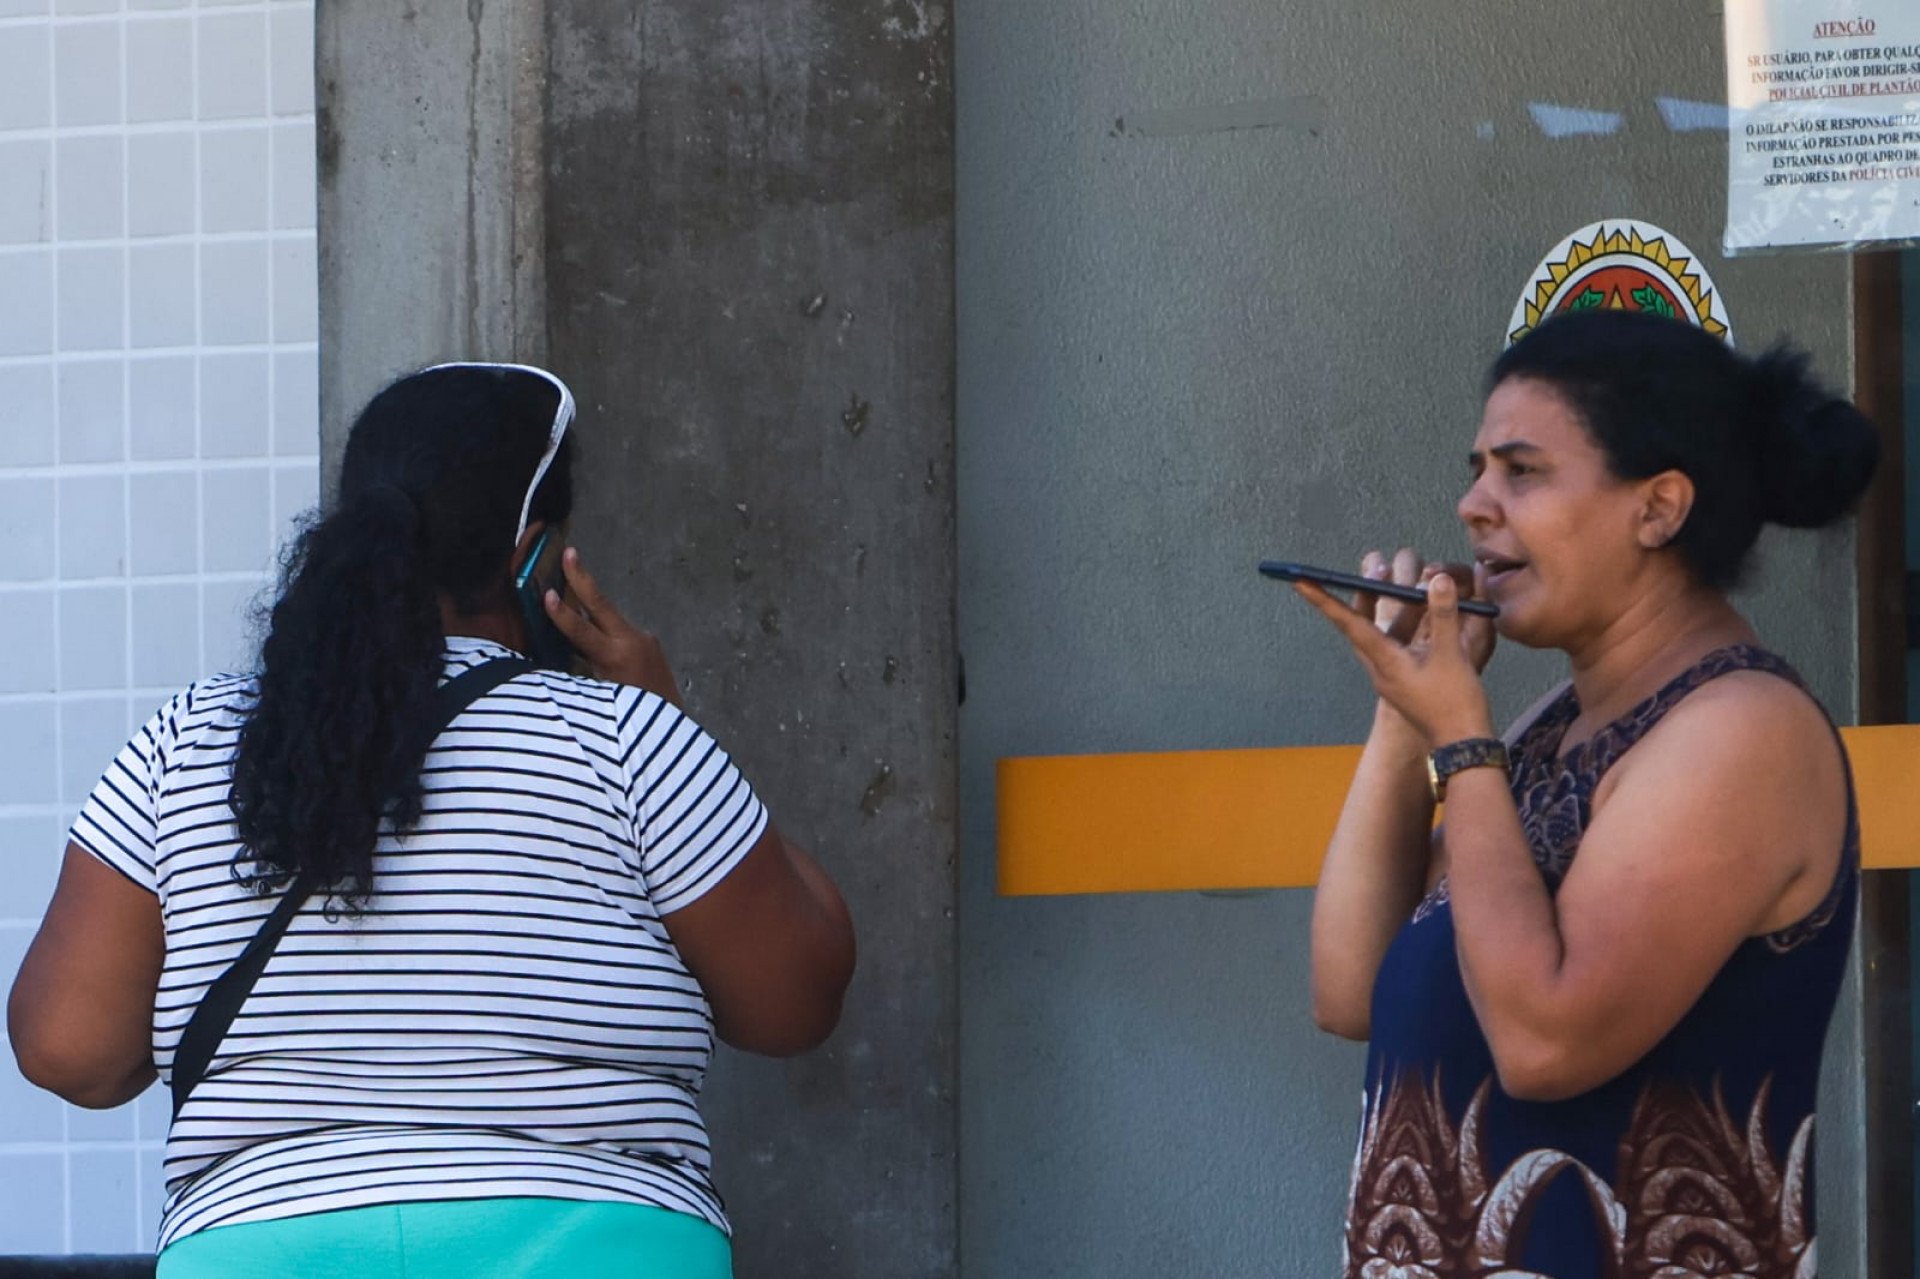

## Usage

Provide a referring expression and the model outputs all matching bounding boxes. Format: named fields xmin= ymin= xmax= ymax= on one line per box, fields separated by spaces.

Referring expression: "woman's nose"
xmin=1457 ymin=477 xmax=1496 ymax=528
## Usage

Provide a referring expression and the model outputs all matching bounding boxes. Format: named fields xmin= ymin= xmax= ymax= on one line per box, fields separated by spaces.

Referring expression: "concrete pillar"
xmin=317 ymin=0 xmax=550 ymax=484
xmin=319 ymin=4 xmax=957 ymax=1275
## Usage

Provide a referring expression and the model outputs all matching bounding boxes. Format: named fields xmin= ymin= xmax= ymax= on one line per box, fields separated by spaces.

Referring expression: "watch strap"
xmin=1427 ymin=736 xmax=1509 ymax=802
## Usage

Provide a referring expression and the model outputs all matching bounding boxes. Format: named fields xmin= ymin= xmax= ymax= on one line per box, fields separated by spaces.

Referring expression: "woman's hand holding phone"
xmin=1292 ymin=547 xmax=1498 ymax=748
xmin=543 ymin=548 xmax=685 ymax=707
xmin=1350 ymin=550 xmax=1497 ymax=674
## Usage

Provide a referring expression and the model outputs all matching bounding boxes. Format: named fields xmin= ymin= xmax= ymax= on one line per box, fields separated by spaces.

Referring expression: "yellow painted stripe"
xmin=997 ymin=724 xmax=1920 ymax=896
xmin=1846 ymin=725 xmax=1920 ymax=871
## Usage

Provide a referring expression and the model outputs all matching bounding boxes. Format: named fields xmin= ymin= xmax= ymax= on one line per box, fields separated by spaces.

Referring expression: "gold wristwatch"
xmin=1427 ymin=737 xmax=1510 ymax=802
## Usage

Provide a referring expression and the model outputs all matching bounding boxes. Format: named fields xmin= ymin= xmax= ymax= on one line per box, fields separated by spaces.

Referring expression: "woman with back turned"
xmin=9 ymin=363 xmax=855 ymax=1278
xmin=1294 ymin=310 xmax=1876 ymax=1278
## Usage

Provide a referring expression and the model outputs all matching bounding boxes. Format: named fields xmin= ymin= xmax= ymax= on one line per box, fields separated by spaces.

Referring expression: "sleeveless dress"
xmin=1342 ymin=646 xmax=1856 ymax=1279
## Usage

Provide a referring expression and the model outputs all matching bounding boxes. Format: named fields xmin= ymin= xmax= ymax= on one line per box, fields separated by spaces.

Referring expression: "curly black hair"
xmin=1493 ymin=310 xmax=1878 ymax=589
xmin=228 ymin=365 xmax=575 ymax=906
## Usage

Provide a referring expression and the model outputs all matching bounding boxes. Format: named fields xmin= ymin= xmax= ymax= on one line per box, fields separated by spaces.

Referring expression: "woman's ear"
xmin=1638 ymin=471 xmax=1695 ymax=549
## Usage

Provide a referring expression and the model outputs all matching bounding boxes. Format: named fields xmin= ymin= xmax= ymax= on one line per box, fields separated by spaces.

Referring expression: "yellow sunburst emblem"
xmin=1508 ymin=219 xmax=1733 ymax=347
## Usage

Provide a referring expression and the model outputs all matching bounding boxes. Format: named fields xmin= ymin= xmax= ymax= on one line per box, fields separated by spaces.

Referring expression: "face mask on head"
xmin=427 ymin=361 xmax=581 ymax=670
xmin=425 ymin=361 xmax=577 ymax=545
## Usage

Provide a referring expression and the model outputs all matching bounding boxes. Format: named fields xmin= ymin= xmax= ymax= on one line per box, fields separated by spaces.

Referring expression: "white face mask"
xmin=424 ymin=361 xmax=577 ymax=544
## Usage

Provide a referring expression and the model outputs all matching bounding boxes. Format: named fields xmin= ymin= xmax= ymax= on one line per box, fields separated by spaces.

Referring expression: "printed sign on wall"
xmin=1509 ymin=220 xmax=1734 ymax=348
xmin=1724 ymin=0 xmax=1920 ymax=252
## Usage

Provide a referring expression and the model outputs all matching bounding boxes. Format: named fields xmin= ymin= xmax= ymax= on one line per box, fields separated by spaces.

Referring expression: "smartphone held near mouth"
xmin=1258 ymin=560 xmax=1500 ymax=618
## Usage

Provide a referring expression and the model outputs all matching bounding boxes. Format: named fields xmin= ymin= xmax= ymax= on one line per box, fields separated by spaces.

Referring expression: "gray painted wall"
xmin=320 ymin=3 xmax=957 ymax=1276
xmin=955 ymin=3 xmax=1864 ymax=1275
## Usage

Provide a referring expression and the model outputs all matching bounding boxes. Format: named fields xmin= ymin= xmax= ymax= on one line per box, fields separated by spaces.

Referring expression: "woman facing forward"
xmin=1298 ymin=310 xmax=1877 ymax=1279
xmin=9 ymin=363 xmax=855 ymax=1278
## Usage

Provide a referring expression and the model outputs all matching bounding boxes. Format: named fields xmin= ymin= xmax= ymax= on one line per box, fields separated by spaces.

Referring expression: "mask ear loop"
xmin=513 ymin=390 xmax=574 ymax=545
xmin=423 ymin=361 xmax=576 ymax=544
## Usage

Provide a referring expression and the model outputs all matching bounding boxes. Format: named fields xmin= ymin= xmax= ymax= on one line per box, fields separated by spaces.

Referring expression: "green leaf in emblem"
xmin=1630 ymin=285 xmax=1676 ymax=318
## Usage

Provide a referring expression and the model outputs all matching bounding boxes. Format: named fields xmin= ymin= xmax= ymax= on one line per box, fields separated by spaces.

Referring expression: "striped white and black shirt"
xmin=71 ymin=637 xmax=768 ymax=1251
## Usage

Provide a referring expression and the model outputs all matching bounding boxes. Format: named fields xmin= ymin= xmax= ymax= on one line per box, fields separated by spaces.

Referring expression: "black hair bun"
xmin=1748 ymin=344 xmax=1879 ymax=529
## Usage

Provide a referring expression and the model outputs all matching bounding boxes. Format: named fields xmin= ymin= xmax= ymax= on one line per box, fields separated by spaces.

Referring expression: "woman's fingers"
xmin=1424 ymin=572 xmax=1462 ymax=658
xmin=1356 ymin=551 xmax=1387 ymax=626
xmin=1377 ymin=556 xmax=1429 ymax=645
xmin=1461 ymin=561 xmax=1497 ymax=666
xmin=558 ymin=548 xmax=619 ymax=629
xmin=546 ymin=549 xmax=686 ymax=705
xmin=1297 ymin=558 xmax=1495 ymax=745
xmin=1364 ymin=546 xmax=1419 ymax=636
xmin=1391 ymin=547 xmax=1420 ymax=585
xmin=1293 ymin=581 xmax=1396 ymax=667
xmin=542 ymin=585 xmax=601 ymax=652
xmin=542 ymin=549 xmax=615 ymax=655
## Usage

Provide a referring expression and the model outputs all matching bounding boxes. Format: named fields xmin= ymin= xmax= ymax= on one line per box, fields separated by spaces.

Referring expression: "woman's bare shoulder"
xmin=1656 ymin=666 xmax=1835 ymax=747
xmin=1603 ymin=667 xmax=1844 ymax=818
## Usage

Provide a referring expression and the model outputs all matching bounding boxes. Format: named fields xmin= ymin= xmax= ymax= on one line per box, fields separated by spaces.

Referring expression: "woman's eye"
xmin=1505 ymin=462 xmax=1533 ymax=478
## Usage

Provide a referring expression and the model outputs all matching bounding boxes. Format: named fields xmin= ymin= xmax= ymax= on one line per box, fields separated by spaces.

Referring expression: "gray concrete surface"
xmin=317 ymin=0 xmax=549 ymax=486
xmin=320 ymin=3 xmax=958 ymax=1276
xmin=543 ymin=4 xmax=956 ymax=1275
xmin=955 ymin=1 xmax=1867 ymax=1274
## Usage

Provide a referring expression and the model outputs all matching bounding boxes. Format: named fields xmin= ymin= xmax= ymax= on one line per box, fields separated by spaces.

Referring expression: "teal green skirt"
xmin=156 ymin=1197 xmax=732 ymax=1279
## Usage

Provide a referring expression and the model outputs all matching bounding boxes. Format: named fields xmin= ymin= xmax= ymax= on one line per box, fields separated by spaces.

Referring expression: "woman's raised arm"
xmin=1310 ymin=703 xmax=1440 ymax=1039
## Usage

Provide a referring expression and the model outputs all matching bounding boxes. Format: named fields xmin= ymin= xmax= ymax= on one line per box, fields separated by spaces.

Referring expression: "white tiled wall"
xmin=0 ymin=0 xmax=318 ymax=1255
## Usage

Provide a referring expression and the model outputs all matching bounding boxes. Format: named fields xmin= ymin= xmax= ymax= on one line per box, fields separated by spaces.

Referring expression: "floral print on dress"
xmin=1514 ymin=776 xmax=1585 ymax=889
xmin=1342 ymin=1071 xmax=1489 ymax=1276
xmin=1613 ymin=1077 xmax=1815 ymax=1279
xmin=1343 ymin=1070 xmax=1815 ymax=1279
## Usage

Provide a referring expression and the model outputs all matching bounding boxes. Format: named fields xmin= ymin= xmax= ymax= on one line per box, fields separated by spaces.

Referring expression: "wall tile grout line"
xmin=120 ymin=12 xmax=136 ymax=867
xmin=190 ymin=0 xmax=205 ymax=689
xmin=0 ymin=231 xmax=321 ymax=257
xmin=0 ymin=11 xmax=289 ymax=31
xmin=0 ymin=111 xmax=317 ymax=145
xmin=0 ymin=462 xmax=318 ymax=479
xmin=0 ymin=569 xmax=290 ymax=588
xmin=127 ymin=0 xmax=144 ymax=1162
xmin=0 ymin=7 xmax=291 ymax=31
xmin=47 ymin=5 xmax=73 ymax=1256
xmin=0 ymin=1141 xmax=167 ymax=1156
xmin=0 ymin=338 xmax=319 ymax=362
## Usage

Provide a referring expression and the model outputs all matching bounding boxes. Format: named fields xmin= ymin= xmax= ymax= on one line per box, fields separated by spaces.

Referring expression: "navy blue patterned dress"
xmin=1342 ymin=647 xmax=1855 ymax=1279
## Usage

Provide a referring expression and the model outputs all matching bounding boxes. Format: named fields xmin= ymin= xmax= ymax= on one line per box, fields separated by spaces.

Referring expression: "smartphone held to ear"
xmin=515 ymin=527 xmax=588 ymax=671
xmin=1259 ymin=560 xmax=1499 ymax=618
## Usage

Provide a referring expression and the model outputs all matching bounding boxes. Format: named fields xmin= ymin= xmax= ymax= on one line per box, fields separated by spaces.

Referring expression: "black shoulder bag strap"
xmin=170 ymin=656 xmax=535 ymax=1118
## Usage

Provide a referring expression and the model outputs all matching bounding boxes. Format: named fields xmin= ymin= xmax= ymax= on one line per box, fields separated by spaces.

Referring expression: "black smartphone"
xmin=1259 ymin=560 xmax=1500 ymax=618
xmin=514 ymin=526 xmax=585 ymax=670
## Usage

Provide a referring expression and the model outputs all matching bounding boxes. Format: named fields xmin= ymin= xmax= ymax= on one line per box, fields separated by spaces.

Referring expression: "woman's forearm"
xmin=1309 ymin=704 xmax=1442 ymax=1038
xmin=1436 ymin=765 xmax=1566 ymax=1089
